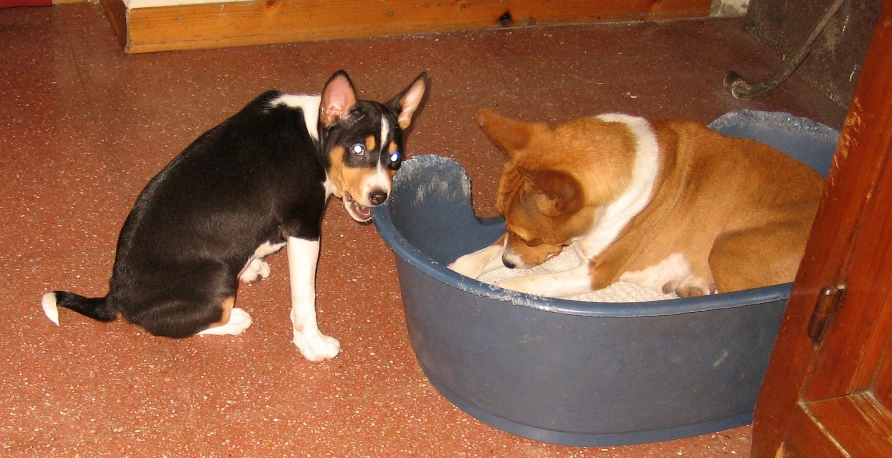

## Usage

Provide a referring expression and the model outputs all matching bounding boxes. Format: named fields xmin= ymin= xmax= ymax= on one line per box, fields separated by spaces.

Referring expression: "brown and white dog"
xmin=450 ymin=109 xmax=824 ymax=298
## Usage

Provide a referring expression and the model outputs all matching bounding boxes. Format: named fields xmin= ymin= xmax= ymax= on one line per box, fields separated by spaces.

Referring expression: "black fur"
xmin=47 ymin=71 xmax=427 ymax=338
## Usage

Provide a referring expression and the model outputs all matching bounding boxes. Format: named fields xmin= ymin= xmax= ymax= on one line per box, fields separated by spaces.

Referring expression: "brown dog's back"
xmin=610 ymin=121 xmax=824 ymax=293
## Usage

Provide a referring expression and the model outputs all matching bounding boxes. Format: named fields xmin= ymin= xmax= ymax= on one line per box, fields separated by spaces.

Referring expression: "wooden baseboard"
xmin=1 ymin=0 xmax=50 ymax=6
xmin=111 ymin=0 xmax=712 ymax=54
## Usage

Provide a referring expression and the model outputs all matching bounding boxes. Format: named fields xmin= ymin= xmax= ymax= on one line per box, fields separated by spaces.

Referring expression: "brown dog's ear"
xmin=388 ymin=72 xmax=428 ymax=129
xmin=475 ymin=108 xmax=535 ymax=159
xmin=320 ymin=70 xmax=357 ymax=128
xmin=519 ymin=168 xmax=582 ymax=217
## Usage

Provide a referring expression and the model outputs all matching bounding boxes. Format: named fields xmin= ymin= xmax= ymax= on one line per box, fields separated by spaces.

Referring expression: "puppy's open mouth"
xmin=344 ymin=193 xmax=372 ymax=222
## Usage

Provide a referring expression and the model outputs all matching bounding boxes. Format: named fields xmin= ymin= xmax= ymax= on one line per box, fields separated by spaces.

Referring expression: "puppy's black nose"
xmin=369 ymin=191 xmax=388 ymax=206
xmin=502 ymin=257 xmax=517 ymax=269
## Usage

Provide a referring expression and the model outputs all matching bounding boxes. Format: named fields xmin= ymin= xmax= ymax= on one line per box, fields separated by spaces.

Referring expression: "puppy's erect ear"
xmin=519 ymin=168 xmax=582 ymax=217
xmin=320 ymin=70 xmax=357 ymax=128
xmin=475 ymin=108 xmax=536 ymax=159
xmin=388 ymin=72 xmax=428 ymax=129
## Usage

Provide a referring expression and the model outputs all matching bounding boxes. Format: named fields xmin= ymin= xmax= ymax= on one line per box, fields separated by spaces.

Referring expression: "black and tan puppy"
xmin=42 ymin=71 xmax=427 ymax=361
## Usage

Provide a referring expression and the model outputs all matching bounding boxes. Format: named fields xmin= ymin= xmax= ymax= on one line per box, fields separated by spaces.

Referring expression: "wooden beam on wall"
xmin=113 ymin=0 xmax=712 ymax=54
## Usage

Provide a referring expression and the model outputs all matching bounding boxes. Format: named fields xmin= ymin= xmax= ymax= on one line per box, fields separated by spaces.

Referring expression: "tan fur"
xmin=480 ymin=111 xmax=640 ymax=267
xmin=471 ymin=109 xmax=824 ymax=296
xmin=207 ymin=297 xmax=236 ymax=330
xmin=365 ymin=135 xmax=377 ymax=152
xmin=327 ymin=138 xmax=394 ymax=204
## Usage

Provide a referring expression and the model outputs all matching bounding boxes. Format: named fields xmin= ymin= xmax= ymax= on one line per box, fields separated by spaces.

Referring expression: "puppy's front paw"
xmin=239 ymin=259 xmax=271 ymax=283
xmin=293 ymin=331 xmax=341 ymax=362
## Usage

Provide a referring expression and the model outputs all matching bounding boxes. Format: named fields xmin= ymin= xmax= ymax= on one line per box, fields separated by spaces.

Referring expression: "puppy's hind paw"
xmin=228 ymin=307 xmax=253 ymax=330
xmin=293 ymin=332 xmax=341 ymax=362
xmin=197 ymin=308 xmax=253 ymax=336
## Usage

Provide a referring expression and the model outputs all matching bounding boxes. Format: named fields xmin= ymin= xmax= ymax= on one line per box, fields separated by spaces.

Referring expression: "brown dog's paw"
xmin=663 ymin=279 xmax=716 ymax=297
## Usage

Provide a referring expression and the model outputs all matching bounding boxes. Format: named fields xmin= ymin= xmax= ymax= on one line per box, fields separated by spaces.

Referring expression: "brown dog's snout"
xmin=501 ymin=255 xmax=518 ymax=269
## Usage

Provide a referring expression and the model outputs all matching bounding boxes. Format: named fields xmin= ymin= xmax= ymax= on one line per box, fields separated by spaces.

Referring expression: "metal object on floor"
xmin=725 ymin=0 xmax=847 ymax=98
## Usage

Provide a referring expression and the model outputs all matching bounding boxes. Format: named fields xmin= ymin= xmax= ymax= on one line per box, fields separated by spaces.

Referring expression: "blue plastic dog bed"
xmin=372 ymin=110 xmax=838 ymax=446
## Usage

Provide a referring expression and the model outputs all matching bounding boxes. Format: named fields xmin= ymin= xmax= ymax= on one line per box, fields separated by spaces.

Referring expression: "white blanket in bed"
xmin=477 ymin=248 xmax=678 ymax=302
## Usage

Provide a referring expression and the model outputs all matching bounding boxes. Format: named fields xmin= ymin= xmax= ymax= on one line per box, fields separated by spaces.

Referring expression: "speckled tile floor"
xmin=1 ymin=4 xmax=846 ymax=457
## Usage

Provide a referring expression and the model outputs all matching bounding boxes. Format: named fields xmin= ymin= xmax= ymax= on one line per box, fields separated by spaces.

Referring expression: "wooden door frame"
xmin=750 ymin=0 xmax=892 ymax=456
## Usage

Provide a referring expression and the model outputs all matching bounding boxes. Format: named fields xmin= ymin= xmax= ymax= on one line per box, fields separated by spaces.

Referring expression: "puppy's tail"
xmin=41 ymin=291 xmax=118 ymax=326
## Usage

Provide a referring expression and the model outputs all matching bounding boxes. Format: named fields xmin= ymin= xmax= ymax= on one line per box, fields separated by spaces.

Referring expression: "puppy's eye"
xmin=350 ymin=143 xmax=366 ymax=156
xmin=389 ymin=151 xmax=402 ymax=163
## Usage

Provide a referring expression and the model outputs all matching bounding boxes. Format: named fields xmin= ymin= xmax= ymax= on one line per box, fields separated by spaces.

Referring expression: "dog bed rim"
xmin=372 ymin=186 xmax=792 ymax=318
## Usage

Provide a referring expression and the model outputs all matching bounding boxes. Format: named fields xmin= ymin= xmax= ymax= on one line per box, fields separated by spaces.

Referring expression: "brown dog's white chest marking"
xmin=568 ymin=114 xmax=661 ymax=259
xmin=452 ymin=112 xmax=673 ymax=296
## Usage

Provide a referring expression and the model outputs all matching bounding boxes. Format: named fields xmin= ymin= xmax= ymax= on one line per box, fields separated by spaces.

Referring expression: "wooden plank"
xmin=124 ymin=0 xmax=711 ymax=53
xmin=875 ymin=328 xmax=892 ymax=409
xmin=1 ymin=0 xmax=50 ymax=6
xmin=781 ymin=407 xmax=847 ymax=458
xmin=807 ymin=394 xmax=892 ymax=457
